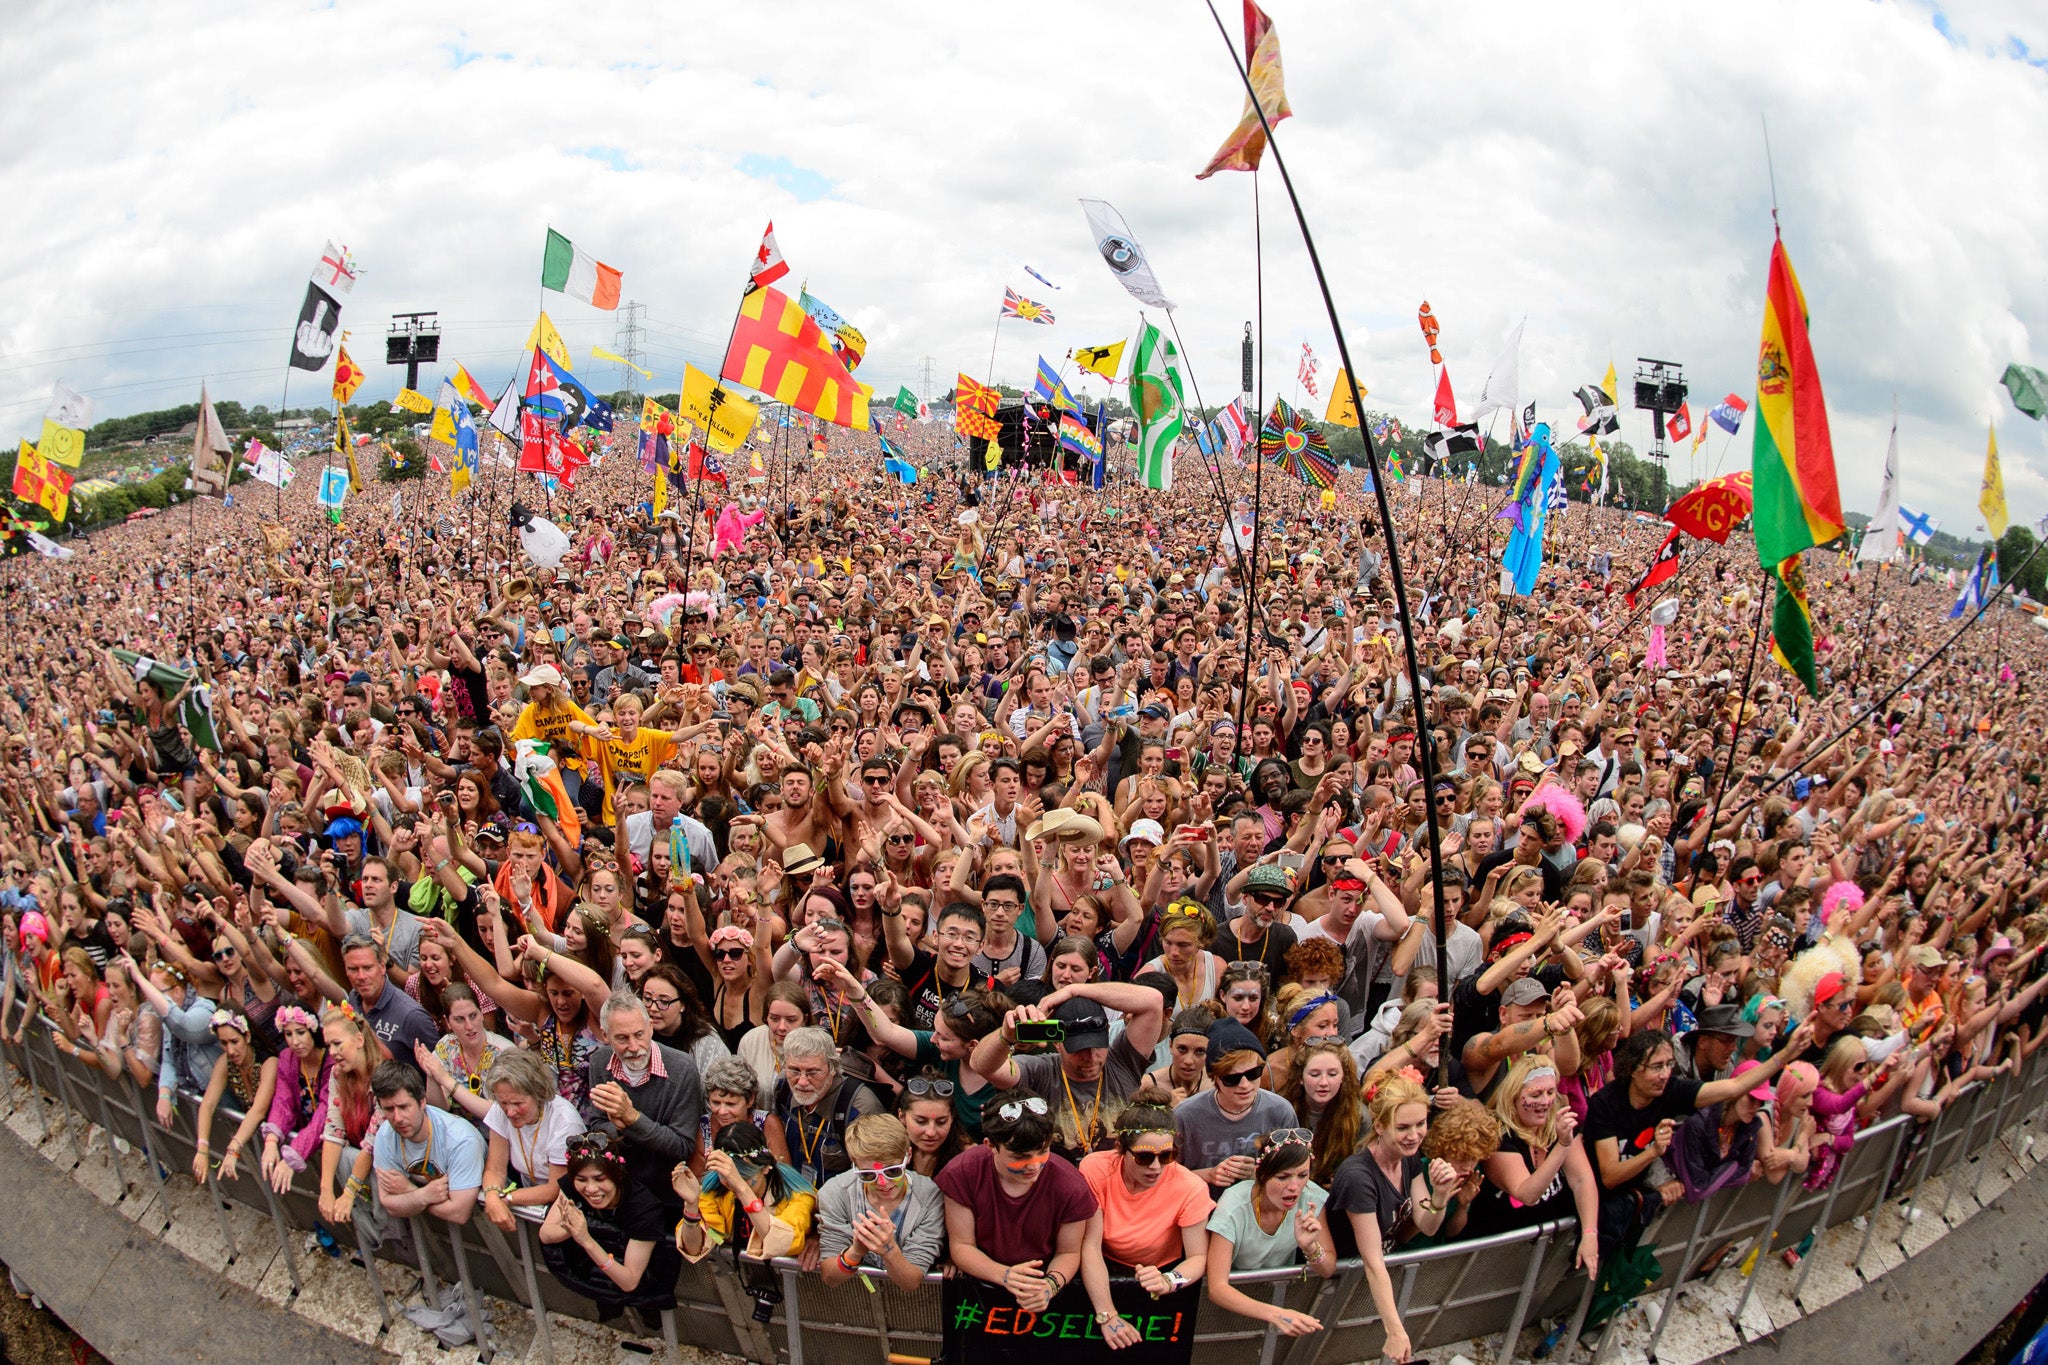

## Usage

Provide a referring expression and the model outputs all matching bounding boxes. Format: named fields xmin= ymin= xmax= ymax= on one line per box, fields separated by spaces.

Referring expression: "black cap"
xmin=1205 ymin=1018 xmax=1266 ymax=1060
xmin=1053 ymin=998 xmax=1111 ymax=1051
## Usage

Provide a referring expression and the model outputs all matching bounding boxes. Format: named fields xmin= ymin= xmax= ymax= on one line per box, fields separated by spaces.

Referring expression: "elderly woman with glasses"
xmin=1077 ymin=1103 xmax=1214 ymax=1346
xmin=816 ymin=1114 xmax=947 ymax=1291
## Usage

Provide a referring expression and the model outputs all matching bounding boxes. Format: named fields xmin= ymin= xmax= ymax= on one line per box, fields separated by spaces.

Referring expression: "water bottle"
xmin=670 ymin=813 xmax=694 ymax=892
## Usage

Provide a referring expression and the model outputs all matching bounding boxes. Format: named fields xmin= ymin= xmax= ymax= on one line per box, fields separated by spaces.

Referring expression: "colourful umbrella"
xmin=1260 ymin=398 xmax=1338 ymax=489
xmin=1664 ymin=470 xmax=1753 ymax=543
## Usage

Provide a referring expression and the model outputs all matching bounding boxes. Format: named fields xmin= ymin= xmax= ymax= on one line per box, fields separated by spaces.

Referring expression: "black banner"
xmin=288 ymin=281 xmax=342 ymax=372
xmin=940 ymin=1274 xmax=1201 ymax=1365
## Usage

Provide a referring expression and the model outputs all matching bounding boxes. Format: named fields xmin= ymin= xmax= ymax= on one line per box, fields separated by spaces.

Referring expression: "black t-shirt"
xmin=1327 ymin=1150 xmax=1425 ymax=1258
xmin=1218 ymin=921 xmax=1298 ymax=970
xmin=1582 ymin=1075 xmax=1702 ymax=1192
xmin=1467 ymin=1129 xmax=1572 ymax=1238
xmin=902 ymin=949 xmax=969 ymax=1031
xmin=1100 ymin=910 xmax=1163 ymax=982
xmin=1472 ymin=849 xmax=1564 ymax=904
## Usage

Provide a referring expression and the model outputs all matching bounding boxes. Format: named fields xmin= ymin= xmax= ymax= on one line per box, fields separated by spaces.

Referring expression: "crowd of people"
xmin=1 ymin=398 xmax=2043 ymax=1360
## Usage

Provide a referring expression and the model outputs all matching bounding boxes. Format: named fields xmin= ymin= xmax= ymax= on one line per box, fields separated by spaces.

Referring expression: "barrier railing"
xmin=4 ymin=1019 xmax=2045 ymax=1365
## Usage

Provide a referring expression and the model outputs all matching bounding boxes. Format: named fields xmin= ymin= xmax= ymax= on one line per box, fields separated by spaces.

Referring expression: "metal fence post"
xmin=1972 ymin=1071 xmax=2022 ymax=1204
xmin=1492 ymin=1226 xmax=1553 ymax=1365
xmin=778 ymin=1264 xmax=805 ymax=1365
xmin=260 ymin=1179 xmax=305 ymax=1297
xmin=1940 ymin=1082 xmax=1993 ymax=1223
xmin=1644 ymin=1196 xmax=1715 ymax=1363
xmin=1854 ymin=1120 xmax=1913 ymax=1279
xmin=513 ymin=1220 xmax=555 ymax=1365
xmin=1728 ymin=1175 xmax=1797 ymax=1339
xmin=39 ymin=1030 xmax=88 ymax=1167
xmin=445 ymin=1221 xmax=494 ymax=1363
xmin=1895 ymin=1101 xmax=1952 ymax=1251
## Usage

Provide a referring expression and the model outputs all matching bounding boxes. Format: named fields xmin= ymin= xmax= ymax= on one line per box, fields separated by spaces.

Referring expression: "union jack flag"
xmin=1000 ymin=287 xmax=1055 ymax=325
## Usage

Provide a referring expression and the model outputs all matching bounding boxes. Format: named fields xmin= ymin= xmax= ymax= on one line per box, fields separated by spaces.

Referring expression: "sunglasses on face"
xmin=1218 ymin=1066 xmax=1263 ymax=1088
xmin=212 ymin=947 xmax=237 ymax=961
xmin=857 ymin=1161 xmax=910 ymax=1183
xmin=712 ymin=947 xmax=748 ymax=962
xmin=1124 ymin=1148 xmax=1175 ymax=1167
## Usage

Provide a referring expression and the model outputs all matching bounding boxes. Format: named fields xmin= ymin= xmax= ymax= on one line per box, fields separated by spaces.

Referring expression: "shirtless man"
xmin=763 ymin=762 xmax=855 ymax=870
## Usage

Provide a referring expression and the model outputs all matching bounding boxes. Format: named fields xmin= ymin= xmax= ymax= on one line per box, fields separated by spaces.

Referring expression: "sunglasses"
xmin=1124 ymin=1148 xmax=1175 ymax=1168
xmin=1218 ymin=1066 xmax=1263 ymax=1088
xmin=905 ymin=1076 xmax=955 ymax=1098
xmin=211 ymin=946 xmax=238 ymax=961
xmin=1265 ymin=1127 xmax=1313 ymax=1146
xmin=712 ymin=947 xmax=748 ymax=962
xmin=995 ymin=1096 xmax=1050 ymax=1121
xmin=857 ymin=1161 xmax=910 ymax=1183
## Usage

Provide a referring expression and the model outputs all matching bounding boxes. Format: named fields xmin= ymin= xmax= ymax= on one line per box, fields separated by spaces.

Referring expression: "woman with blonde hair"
xmin=1472 ymin=1057 xmax=1600 ymax=1274
xmin=1327 ymin=1070 xmax=1466 ymax=1364
xmin=315 ymin=1002 xmax=389 ymax=1232
xmin=1276 ymin=1040 xmax=1362 ymax=1185
xmin=1266 ymin=982 xmax=1343 ymax=1091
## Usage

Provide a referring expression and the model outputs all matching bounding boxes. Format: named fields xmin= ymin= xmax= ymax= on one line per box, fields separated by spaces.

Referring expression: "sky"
xmin=2 ymin=0 xmax=2045 ymax=536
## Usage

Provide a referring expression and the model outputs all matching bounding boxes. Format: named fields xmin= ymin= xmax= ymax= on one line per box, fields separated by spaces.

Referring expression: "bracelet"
xmin=196 ymin=1140 xmax=210 ymax=1151
xmin=344 ymin=1177 xmax=366 ymax=1197
xmin=1044 ymin=1269 xmax=1065 ymax=1294
xmin=836 ymin=1250 xmax=862 ymax=1274
xmin=744 ymin=1197 xmax=764 ymax=1215
xmin=678 ymin=1206 xmax=703 ymax=1224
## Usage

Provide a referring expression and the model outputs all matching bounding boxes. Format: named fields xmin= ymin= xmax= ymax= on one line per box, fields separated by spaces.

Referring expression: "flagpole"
xmin=1203 ymin=0 xmax=1455 ymax=1066
xmin=1164 ymin=312 xmax=1263 ymax=627
xmin=1235 ymin=170 xmax=1267 ymax=746
xmin=1699 ymin=575 xmax=1771 ymax=856
xmin=275 ymin=367 xmax=292 ymax=520
xmin=986 ymin=314 xmax=1004 ymax=388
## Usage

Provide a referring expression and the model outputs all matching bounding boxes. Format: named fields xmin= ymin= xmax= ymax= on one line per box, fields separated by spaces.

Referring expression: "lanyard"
xmin=1059 ymin=1066 xmax=1103 ymax=1151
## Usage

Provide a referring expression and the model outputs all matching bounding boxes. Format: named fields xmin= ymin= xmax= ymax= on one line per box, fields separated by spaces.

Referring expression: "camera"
xmin=1015 ymin=1019 xmax=1066 ymax=1045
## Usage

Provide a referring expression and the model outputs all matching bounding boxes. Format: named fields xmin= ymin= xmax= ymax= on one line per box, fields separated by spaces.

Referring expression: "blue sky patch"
xmin=738 ymin=154 xmax=833 ymax=203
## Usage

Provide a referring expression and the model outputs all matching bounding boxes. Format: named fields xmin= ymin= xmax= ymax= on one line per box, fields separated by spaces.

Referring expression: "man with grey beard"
xmin=581 ymin=989 xmax=704 ymax=1209
xmin=770 ymin=1025 xmax=881 ymax=1187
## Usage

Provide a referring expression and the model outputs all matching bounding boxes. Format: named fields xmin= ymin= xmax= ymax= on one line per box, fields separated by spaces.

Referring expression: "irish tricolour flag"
xmin=541 ymin=229 xmax=623 ymax=310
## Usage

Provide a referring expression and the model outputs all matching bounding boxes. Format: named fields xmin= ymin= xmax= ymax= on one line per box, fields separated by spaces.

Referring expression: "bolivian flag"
xmin=1768 ymin=553 xmax=1820 ymax=695
xmin=1751 ymin=234 xmax=1844 ymax=567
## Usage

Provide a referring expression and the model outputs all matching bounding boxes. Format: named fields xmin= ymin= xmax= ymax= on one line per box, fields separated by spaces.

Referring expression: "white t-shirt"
xmin=483 ymin=1095 xmax=587 ymax=1220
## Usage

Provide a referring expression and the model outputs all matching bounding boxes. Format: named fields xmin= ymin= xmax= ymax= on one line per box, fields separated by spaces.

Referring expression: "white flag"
xmin=488 ymin=375 xmax=523 ymax=438
xmin=1857 ymin=423 xmax=1902 ymax=564
xmin=311 ymin=240 xmax=358 ymax=296
xmin=46 ymin=382 xmax=95 ymax=430
xmin=1080 ymin=199 xmax=1174 ymax=311
xmin=26 ymin=531 xmax=73 ymax=559
xmin=1469 ymin=319 xmax=1524 ymax=423
xmin=248 ymin=443 xmax=295 ymax=489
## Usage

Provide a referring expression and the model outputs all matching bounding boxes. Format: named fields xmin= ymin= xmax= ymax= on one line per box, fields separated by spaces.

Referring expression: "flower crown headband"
xmin=1363 ymin=1065 xmax=1425 ymax=1103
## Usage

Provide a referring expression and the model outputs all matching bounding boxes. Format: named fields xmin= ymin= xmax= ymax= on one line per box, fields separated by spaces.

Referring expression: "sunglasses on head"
xmin=904 ymin=1076 xmax=955 ymax=1098
xmin=1264 ymin=1126 xmax=1313 ymax=1148
xmin=995 ymin=1096 xmax=1050 ymax=1122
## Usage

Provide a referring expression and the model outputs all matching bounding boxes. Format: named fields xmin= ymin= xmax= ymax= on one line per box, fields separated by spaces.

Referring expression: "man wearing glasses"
xmin=1724 ymin=855 xmax=1768 ymax=952
xmin=1172 ymin=1020 xmax=1298 ymax=1189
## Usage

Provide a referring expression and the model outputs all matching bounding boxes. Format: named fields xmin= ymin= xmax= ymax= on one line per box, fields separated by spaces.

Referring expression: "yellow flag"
xmin=393 ymin=388 xmax=435 ymax=414
xmin=525 ymin=312 xmax=573 ymax=373
xmin=679 ymin=364 xmax=760 ymax=453
xmin=450 ymin=457 xmax=471 ymax=497
xmin=36 ymin=419 xmax=85 ymax=469
xmin=1071 ymin=340 xmax=1125 ymax=382
xmin=651 ymin=462 xmax=668 ymax=516
xmin=591 ymin=344 xmax=654 ymax=380
xmin=1323 ymin=369 xmax=1363 ymax=427
xmin=1600 ymin=361 xmax=1617 ymax=404
xmin=1981 ymin=420 xmax=2007 ymax=538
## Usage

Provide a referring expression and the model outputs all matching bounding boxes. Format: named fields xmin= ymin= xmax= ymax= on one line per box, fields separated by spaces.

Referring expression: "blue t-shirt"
xmin=373 ymin=1105 xmax=487 ymax=1192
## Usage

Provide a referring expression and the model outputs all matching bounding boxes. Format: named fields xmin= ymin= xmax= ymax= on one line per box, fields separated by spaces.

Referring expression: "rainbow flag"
xmin=1750 ymin=234 xmax=1844 ymax=566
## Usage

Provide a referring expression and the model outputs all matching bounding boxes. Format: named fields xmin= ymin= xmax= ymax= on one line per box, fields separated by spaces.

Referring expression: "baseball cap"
xmin=1052 ymin=998 xmax=1111 ymax=1052
xmin=1813 ymin=971 xmax=1851 ymax=1007
xmin=1903 ymin=944 xmax=1943 ymax=971
xmin=1500 ymin=978 xmax=1548 ymax=1008
xmin=1244 ymin=864 xmax=1295 ymax=898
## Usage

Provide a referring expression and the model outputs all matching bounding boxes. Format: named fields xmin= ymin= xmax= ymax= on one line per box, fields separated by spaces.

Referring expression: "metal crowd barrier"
xmin=4 ymin=1016 xmax=2047 ymax=1365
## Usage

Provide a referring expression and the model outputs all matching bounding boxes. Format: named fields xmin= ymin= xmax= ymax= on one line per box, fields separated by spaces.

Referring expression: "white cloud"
xmin=1 ymin=0 xmax=2044 ymax=534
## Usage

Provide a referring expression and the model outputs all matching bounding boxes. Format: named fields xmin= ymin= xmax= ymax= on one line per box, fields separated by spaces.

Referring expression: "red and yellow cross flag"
xmin=720 ymin=285 xmax=869 ymax=430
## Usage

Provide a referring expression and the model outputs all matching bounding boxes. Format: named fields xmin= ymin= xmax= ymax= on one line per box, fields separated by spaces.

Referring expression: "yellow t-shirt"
xmin=591 ymin=727 xmax=677 ymax=826
xmin=511 ymin=696 xmax=597 ymax=773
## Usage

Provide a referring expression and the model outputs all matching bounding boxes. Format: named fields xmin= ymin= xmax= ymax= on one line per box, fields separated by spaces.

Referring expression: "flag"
xmin=893 ymin=386 xmax=920 ymax=417
xmin=190 ymin=383 xmax=233 ymax=496
xmin=1079 ymin=200 xmax=1174 ymax=311
xmin=1324 ymin=370 xmax=1361 ymax=427
xmin=513 ymin=740 xmax=582 ymax=845
xmin=25 ymin=531 xmax=72 ymax=559
xmin=881 ymin=436 xmax=918 ymax=485
xmin=331 ymin=345 xmax=365 ymax=404
xmin=680 ymin=364 xmax=760 ymax=452
xmin=1260 ymin=398 xmax=1337 ymax=488
xmin=247 ymin=441 xmax=295 ymax=489
xmin=1858 ymin=423 xmax=1903 ymax=564
xmin=1899 ymin=504 xmax=1939 ymax=547
xmin=687 ymin=439 xmax=726 ymax=488
xmin=312 ymin=241 xmax=358 ymax=296
xmin=1433 ymin=368 xmax=1457 ymax=427
xmin=316 ymin=465 xmax=349 ymax=509
xmin=1425 ymin=424 xmax=1480 ymax=466
xmin=1769 ymin=554 xmax=1821 ymax=695
xmin=954 ymin=373 xmax=1001 ymax=440
xmin=1033 ymin=358 xmax=1080 ymax=412
xmin=524 ymin=312 xmax=573 ymax=373
xmin=1948 ymin=550 xmax=1988 ymax=618
xmin=35 ymin=419 xmax=84 ymax=470
xmin=799 ymin=289 xmax=868 ymax=370
xmin=429 ymin=380 xmax=462 ymax=445
xmin=750 ymin=222 xmax=790 ymax=289
xmin=1418 ymin=302 xmax=1442 ymax=365
xmin=12 ymin=442 xmax=73 ymax=521
xmin=487 ymin=374 xmax=523 ymax=439
xmin=1691 ymin=409 xmax=1712 ymax=453
xmin=448 ymin=395 xmax=480 ymax=497
xmin=2003 ymin=362 xmax=2048 ymax=422
xmin=1751 ymin=235 xmax=1845 ymax=567
xmin=1625 ymin=528 xmax=1683 ymax=607
xmin=452 ymin=364 xmax=495 ymax=411
xmin=1072 ymin=340 xmax=1126 ymax=382
xmin=391 ymin=387 xmax=434 ymax=414
xmin=1501 ymin=426 xmax=1560 ymax=596
xmin=1001 ymin=287 xmax=1054 ymax=325
xmin=1131 ymin=322 xmax=1183 ymax=490
xmin=1197 ymin=0 xmax=1292 ymax=178
xmin=110 ymin=651 xmax=223 ymax=752
xmin=288 ymin=282 xmax=342 ymax=371
xmin=525 ymin=347 xmax=615 ymax=432
xmin=1667 ymin=401 xmax=1692 ymax=443
xmin=590 ymin=344 xmax=654 ymax=379
xmin=337 ymin=412 xmax=365 ymax=492
xmin=721 ymin=284 xmax=870 ymax=429
xmin=1575 ymin=367 xmax=1620 ymax=436
xmin=1297 ymin=343 xmax=1320 ymax=398
xmin=541 ymin=228 xmax=623 ymax=309
xmin=1058 ymin=413 xmax=1102 ymax=464
xmin=1709 ymin=392 xmax=1749 ymax=435
xmin=1981 ymin=421 xmax=2007 ymax=538
xmin=1470 ymin=320 xmax=1523 ymax=423
xmin=1219 ymin=397 xmax=1253 ymax=454
xmin=517 ymin=409 xmax=568 ymax=476
xmin=45 ymin=383 xmax=94 ymax=433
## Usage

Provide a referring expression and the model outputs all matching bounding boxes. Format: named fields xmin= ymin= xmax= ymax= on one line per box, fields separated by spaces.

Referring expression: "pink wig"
xmin=1817 ymin=881 xmax=1863 ymax=931
xmin=1519 ymin=785 xmax=1588 ymax=846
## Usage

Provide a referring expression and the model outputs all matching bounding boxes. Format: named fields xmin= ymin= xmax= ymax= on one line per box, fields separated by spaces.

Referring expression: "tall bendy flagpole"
xmin=1202 ymin=0 xmax=1452 ymax=1079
